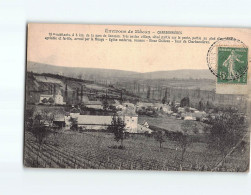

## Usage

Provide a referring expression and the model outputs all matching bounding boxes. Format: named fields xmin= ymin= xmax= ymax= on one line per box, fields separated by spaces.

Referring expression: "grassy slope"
xmin=24 ymin=130 xmax=249 ymax=171
xmin=138 ymin=115 xmax=206 ymax=134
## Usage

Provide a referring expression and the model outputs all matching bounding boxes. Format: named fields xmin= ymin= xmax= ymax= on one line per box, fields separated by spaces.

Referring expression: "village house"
xmin=53 ymin=114 xmax=65 ymax=128
xmin=39 ymin=90 xmax=66 ymax=105
xmin=64 ymin=107 xmax=139 ymax=133
xmin=39 ymin=94 xmax=54 ymax=103
xmin=153 ymin=103 xmax=171 ymax=113
xmin=81 ymin=95 xmax=89 ymax=103
xmin=77 ymin=115 xmax=113 ymax=130
xmin=122 ymin=102 xmax=136 ymax=109
xmin=54 ymin=91 xmax=66 ymax=105
xmin=117 ymin=109 xmax=138 ymax=133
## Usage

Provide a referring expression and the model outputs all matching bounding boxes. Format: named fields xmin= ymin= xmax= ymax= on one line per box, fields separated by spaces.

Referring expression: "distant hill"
xmin=27 ymin=61 xmax=214 ymax=80
xmin=27 ymin=61 xmax=138 ymax=79
xmin=129 ymin=69 xmax=214 ymax=80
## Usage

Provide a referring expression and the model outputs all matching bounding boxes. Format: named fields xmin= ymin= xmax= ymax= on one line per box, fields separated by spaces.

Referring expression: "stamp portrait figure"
xmin=222 ymin=50 xmax=244 ymax=79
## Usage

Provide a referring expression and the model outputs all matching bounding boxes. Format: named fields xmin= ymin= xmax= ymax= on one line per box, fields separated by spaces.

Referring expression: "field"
xmin=138 ymin=115 xmax=206 ymax=134
xmin=24 ymin=130 xmax=249 ymax=171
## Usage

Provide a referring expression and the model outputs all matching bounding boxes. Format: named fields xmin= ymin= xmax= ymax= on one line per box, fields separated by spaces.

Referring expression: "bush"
xmin=41 ymin=98 xmax=48 ymax=104
xmin=48 ymin=97 xmax=54 ymax=104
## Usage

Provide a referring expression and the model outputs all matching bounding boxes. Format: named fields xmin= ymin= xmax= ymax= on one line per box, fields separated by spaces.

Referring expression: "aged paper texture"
xmin=24 ymin=23 xmax=250 ymax=172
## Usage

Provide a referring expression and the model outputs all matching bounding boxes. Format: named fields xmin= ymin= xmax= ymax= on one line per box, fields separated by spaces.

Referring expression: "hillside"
xmin=27 ymin=61 xmax=215 ymax=80
xmin=27 ymin=61 xmax=138 ymax=80
xmin=130 ymin=69 xmax=215 ymax=80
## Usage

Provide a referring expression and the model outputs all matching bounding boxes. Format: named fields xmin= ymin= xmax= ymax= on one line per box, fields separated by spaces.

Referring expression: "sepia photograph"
xmin=1 ymin=0 xmax=251 ymax=194
xmin=23 ymin=24 xmax=250 ymax=172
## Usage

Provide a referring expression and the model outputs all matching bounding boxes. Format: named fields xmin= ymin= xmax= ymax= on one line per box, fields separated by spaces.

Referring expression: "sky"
xmin=27 ymin=24 xmax=251 ymax=73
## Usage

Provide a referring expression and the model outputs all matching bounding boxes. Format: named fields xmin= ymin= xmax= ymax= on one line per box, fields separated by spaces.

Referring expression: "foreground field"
xmin=24 ymin=130 xmax=249 ymax=172
xmin=138 ymin=115 xmax=206 ymax=134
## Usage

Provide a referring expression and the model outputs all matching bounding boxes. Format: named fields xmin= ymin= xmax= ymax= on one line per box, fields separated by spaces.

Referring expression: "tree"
xmin=103 ymin=98 xmax=109 ymax=111
xmin=185 ymin=107 xmax=190 ymax=112
xmin=163 ymin=88 xmax=168 ymax=104
xmin=33 ymin=122 xmax=49 ymax=147
xmin=69 ymin=117 xmax=78 ymax=131
xmin=24 ymin=107 xmax=35 ymax=132
xmin=205 ymin=101 xmax=213 ymax=110
xmin=41 ymin=108 xmax=54 ymax=125
xmin=77 ymin=74 xmax=83 ymax=79
xmin=154 ymin=131 xmax=166 ymax=148
xmin=120 ymin=90 xmax=123 ymax=101
xmin=41 ymin=98 xmax=48 ymax=104
xmin=109 ymin=114 xmax=126 ymax=148
xmin=179 ymin=121 xmax=198 ymax=161
xmin=34 ymin=113 xmax=42 ymax=124
xmin=64 ymin=83 xmax=68 ymax=103
xmin=196 ymin=88 xmax=201 ymax=98
xmin=177 ymin=132 xmax=189 ymax=162
xmin=147 ymin=86 xmax=151 ymax=99
xmin=171 ymin=100 xmax=178 ymax=113
xmin=180 ymin=97 xmax=190 ymax=107
xmin=171 ymin=99 xmax=175 ymax=107
xmin=162 ymin=96 xmax=166 ymax=104
xmin=198 ymin=100 xmax=204 ymax=111
xmin=32 ymin=113 xmax=50 ymax=151
xmin=48 ymin=97 xmax=54 ymax=104
xmin=205 ymin=108 xmax=248 ymax=168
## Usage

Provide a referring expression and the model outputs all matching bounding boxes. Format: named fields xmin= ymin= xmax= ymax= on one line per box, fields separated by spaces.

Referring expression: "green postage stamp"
xmin=217 ymin=47 xmax=248 ymax=84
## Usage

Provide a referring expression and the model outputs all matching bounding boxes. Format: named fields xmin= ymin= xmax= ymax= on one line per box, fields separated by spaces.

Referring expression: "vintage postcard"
xmin=24 ymin=23 xmax=250 ymax=172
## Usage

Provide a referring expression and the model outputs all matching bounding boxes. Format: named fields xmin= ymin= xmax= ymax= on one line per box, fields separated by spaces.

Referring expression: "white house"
xmin=65 ymin=111 xmax=138 ymax=133
xmin=39 ymin=91 xmax=65 ymax=105
xmin=81 ymin=95 xmax=89 ymax=103
xmin=77 ymin=115 xmax=113 ymax=130
xmin=54 ymin=91 xmax=66 ymax=105
xmin=122 ymin=115 xmax=138 ymax=133
xmin=122 ymin=102 xmax=135 ymax=109
xmin=154 ymin=103 xmax=171 ymax=113
xmin=65 ymin=114 xmax=137 ymax=132
xmin=117 ymin=109 xmax=138 ymax=133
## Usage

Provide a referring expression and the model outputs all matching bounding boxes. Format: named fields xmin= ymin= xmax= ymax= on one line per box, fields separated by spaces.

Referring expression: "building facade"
xmin=64 ymin=113 xmax=139 ymax=133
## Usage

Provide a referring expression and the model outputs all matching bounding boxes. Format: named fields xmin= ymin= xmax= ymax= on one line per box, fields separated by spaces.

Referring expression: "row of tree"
xmin=41 ymin=97 xmax=54 ymax=104
xmin=107 ymin=108 xmax=248 ymax=167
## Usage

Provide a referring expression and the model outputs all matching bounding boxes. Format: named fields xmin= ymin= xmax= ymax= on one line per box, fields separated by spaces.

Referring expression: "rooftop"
xmin=77 ymin=115 xmax=112 ymax=125
xmin=40 ymin=94 xmax=53 ymax=97
xmin=117 ymin=108 xmax=138 ymax=117
xmin=85 ymin=100 xmax=102 ymax=105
